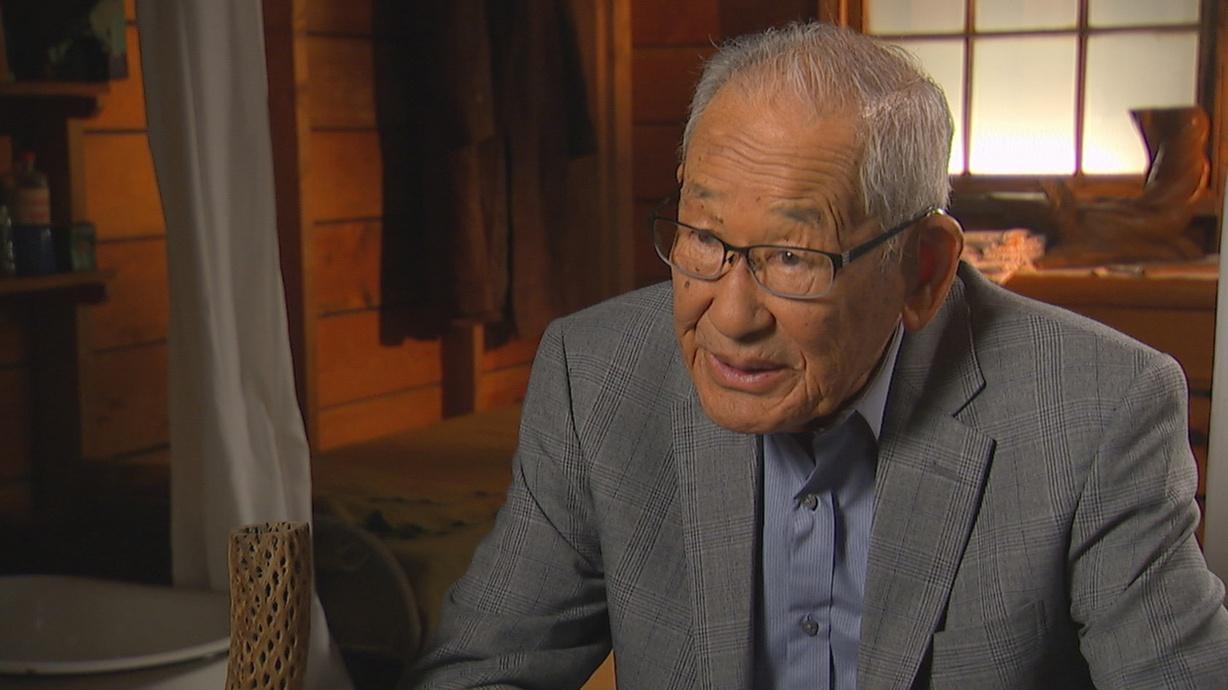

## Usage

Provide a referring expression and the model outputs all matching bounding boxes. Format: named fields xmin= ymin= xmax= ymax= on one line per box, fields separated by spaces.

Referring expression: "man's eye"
xmin=689 ymin=229 xmax=721 ymax=246
xmin=766 ymin=249 xmax=803 ymax=267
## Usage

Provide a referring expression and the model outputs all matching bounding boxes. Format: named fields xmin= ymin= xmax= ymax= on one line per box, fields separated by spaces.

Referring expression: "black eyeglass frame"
xmin=650 ymin=198 xmax=943 ymax=300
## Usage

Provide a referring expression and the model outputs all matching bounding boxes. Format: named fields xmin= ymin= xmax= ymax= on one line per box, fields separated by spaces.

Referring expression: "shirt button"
xmin=800 ymin=617 xmax=819 ymax=637
xmin=801 ymin=493 xmax=818 ymax=511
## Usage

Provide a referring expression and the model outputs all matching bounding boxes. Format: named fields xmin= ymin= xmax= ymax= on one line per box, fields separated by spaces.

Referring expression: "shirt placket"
xmin=785 ymin=483 xmax=835 ymax=690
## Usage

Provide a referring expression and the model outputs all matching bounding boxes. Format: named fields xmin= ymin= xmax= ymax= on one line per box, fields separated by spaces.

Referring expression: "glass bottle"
xmin=11 ymin=151 xmax=54 ymax=275
xmin=12 ymin=151 xmax=50 ymax=226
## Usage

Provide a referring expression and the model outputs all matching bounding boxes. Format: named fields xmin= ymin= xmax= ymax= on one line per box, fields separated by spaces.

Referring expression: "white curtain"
xmin=1207 ymin=183 xmax=1228 ymax=582
xmin=136 ymin=2 xmax=352 ymax=686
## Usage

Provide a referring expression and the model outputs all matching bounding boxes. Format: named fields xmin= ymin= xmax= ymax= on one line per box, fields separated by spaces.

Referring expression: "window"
xmin=863 ymin=0 xmax=1203 ymax=177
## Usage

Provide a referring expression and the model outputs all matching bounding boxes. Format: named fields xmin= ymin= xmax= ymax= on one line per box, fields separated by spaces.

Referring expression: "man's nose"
xmin=706 ymin=257 xmax=773 ymax=341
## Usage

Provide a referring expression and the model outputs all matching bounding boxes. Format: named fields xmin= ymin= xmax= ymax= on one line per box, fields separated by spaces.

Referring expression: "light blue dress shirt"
xmin=755 ymin=324 xmax=903 ymax=690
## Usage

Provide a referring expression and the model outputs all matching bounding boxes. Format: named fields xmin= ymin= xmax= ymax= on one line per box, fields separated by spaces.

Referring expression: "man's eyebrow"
xmin=682 ymin=182 xmax=717 ymax=200
xmin=774 ymin=204 xmax=822 ymax=229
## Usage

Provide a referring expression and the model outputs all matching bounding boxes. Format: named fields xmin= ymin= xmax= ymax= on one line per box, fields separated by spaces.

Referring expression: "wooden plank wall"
xmin=80 ymin=1 xmax=169 ymax=468
xmin=0 ymin=0 xmax=173 ymax=525
xmin=630 ymin=0 xmax=817 ymax=288
xmin=302 ymin=0 xmax=540 ymax=452
xmin=2 ymin=0 xmax=617 ymax=526
xmin=0 ymin=0 xmax=644 ymax=523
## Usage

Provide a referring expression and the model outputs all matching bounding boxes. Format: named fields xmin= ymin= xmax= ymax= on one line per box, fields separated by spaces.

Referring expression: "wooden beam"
xmin=817 ymin=0 xmax=853 ymax=27
xmin=579 ymin=0 xmax=635 ymax=302
xmin=28 ymin=293 xmax=90 ymax=523
xmin=719 ymin=0 xmax=817 ymax=37
xmin=441 ymin=320 xmax=483 ymax=418
xmin=264 ymin=0 xmax=319 ymax=447
xmin=612 ymin=0 xmax=636 ymax=297
xmin=1203 ymin=0 xmax=1227 ymax=227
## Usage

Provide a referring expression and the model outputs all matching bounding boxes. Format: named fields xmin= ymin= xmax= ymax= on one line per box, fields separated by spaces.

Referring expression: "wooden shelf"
xmin=0 ymin=81 xmax=109 ymax=98
xmin=0 ymin=81 xmax=106 ymax=120
xmin=0 ymin=77 xmax=112 ymax=526
xmin=1005 ymin=266 xmax=1218 ymax=310
xmin=0 ymin=270 xmax=112 ymax=301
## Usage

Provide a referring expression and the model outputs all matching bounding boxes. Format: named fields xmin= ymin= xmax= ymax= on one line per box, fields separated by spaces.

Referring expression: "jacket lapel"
xmin=673 ymin=392 xmax=759 ymax=690
xmin=858 ymin=271 xmax=996 ymax=689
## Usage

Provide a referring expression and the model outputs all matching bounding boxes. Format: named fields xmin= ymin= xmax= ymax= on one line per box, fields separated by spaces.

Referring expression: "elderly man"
xmin=412 ymin=22 xmax=1228 ymax=689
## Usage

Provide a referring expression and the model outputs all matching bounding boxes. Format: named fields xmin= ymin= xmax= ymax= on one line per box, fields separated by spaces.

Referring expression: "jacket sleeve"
xmin=1069 ymin=351 xmax=1228 ymax=686
xmin=407 ymin=320 xmax=611 ymax=689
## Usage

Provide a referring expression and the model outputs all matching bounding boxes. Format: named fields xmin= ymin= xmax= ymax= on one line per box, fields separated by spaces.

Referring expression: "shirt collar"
xmin=848 ymin=322 xmax=903 ymax=440
xmin=762 ymin=321 xmax=904 ymax=443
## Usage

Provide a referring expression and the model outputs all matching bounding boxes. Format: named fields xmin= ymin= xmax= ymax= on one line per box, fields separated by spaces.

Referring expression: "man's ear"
xmin=901 ymin=211 xmax=964 ymax=332
xmin=676 ymin=163 xmax=684 ymax=184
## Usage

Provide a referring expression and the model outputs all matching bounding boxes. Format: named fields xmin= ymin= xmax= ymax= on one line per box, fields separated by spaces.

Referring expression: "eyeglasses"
xmin=651 ymin=199 xmax=939 ymax=300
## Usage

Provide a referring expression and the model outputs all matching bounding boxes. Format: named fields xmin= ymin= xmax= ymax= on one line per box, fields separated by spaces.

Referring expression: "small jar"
xmin=13 ymin=223 xmax=55 ymax=276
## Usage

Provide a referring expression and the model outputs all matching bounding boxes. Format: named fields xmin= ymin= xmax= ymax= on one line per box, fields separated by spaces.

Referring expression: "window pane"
xmin=970 ymin=37 xmax=1076 ymax=174
xmin=1089 ymin=0 xmax=1198 ymax=27
xmin=1083 ymin=31 xmax=1199 ymax=174
xmin=865 ymin=0 xmax=964 ymax=34
xmin=892 ymin=39 xmax=966 ymax=173
xmin=976 ymin=0 xmax=1077 ymax=31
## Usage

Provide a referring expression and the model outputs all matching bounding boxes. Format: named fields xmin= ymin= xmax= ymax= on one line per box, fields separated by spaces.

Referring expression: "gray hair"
xmin=681 ymin=22 xmax=953 ymax=233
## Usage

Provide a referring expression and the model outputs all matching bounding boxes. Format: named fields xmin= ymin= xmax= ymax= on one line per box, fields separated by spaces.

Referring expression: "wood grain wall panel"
xmin=82 ymin=343 xmax=169 ymax=460
xmin=719 ymin=0 xmax=816 ymax=36
xmin=632 ymin=0 xmax=720 ymax=46
xmin=86 ymin=26 xmax=146 ymax=132
xmin=88 ymin=239 xmax=169 ymax=350
xmin=304 ymin=0 xmax=413 ymax=38
xmin=311 ymin=220 xmax=382 ymax=314
xmin=316 ymin=309 xmax=442 ymax=407
xmin=84 ymin=133 xmax=165 ymax=240
xmin=305 ymin=0 xmax=373 ymax=36
xmin=482 ymin=336 xmax=540 ymax=372
xmin=124 ymin=0 xmax=134 ymax=20
xmin=308 ymin=130 xmax=383 ymax=221
xmin=307 ymin=36 xmax=376 ymax=129
xmin=633 ymin=124 xmax=684 ymax=201
xmin=316 ymin=384 xmax=442 ymax=451
xmin=0 ymin=368 xmax=32 ymax=482
xmin=633 ymin=47 xmax=712 ymax=123
xmin=0 ymin=306 xmax=30 ymax=366
xmin=477 ymin=365 xmax=532 ymax=411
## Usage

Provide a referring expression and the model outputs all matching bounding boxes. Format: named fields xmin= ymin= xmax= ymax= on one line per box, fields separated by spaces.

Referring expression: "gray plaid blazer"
xmin=413 ymin=264 xmax=1228 ymax=689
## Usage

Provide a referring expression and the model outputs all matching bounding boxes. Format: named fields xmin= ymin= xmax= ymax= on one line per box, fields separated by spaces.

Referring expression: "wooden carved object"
xmin=1039 ymin=106 xmax=1209 ymax=267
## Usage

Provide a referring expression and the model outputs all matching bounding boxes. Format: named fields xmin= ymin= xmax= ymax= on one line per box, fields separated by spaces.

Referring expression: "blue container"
xmin=13 ymin=224 xmax=56 ymax=276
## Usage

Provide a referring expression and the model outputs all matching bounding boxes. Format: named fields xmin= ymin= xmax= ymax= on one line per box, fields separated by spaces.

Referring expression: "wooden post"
xmin=442 ymin=321 xmax=483 ymax=418
xmin=263 ymin=0 xmax=318 ymax=448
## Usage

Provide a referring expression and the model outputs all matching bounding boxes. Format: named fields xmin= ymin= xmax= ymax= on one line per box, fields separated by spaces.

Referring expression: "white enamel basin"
xmin=0 ymin=575 xmax=229 ymax=687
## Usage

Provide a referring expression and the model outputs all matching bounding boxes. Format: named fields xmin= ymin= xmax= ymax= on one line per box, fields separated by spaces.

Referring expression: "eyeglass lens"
xmin=652 ymin=218 xmax=836 ymax=298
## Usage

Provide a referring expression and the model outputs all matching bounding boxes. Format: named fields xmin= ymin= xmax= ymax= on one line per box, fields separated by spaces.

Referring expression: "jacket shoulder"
xmin=547 ymin=282 xmax=679 ymax=366
xmin=962 ymin=266 xmax=1172 ymax=367
xmin=531 ymin=281 xmax=685 ymax=412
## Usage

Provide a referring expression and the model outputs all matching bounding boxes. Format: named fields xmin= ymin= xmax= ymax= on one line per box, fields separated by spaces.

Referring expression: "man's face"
xmin=673 ymin=85 xmax=909 ymax=434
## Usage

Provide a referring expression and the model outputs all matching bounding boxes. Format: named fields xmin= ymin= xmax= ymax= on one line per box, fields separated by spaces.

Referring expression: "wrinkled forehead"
xmin=686 ymin=76 xmax=865 ymax=171
xmin=680 ymin=86 xmax=870 ymax=241
xmin=682 ymin=81 xmax=866 ymax=194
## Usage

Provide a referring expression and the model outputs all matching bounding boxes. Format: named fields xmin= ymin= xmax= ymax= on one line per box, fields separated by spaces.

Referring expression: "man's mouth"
xmin=703 ymin=351 xmax=786 ymax=391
